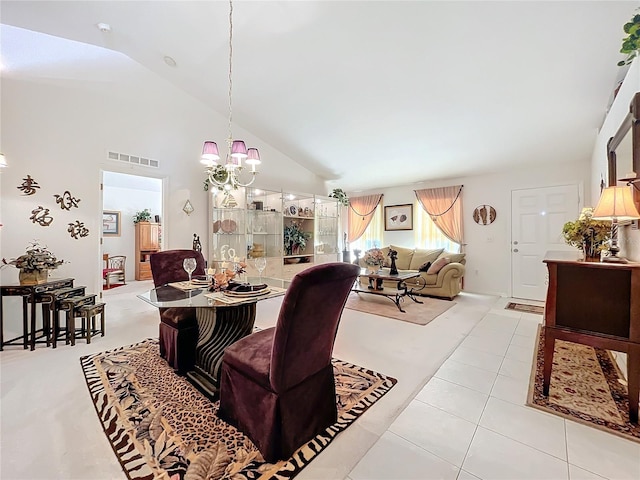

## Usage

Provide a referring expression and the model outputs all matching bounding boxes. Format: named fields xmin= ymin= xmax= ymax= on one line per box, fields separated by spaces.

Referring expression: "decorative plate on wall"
xmin=473 ymin=205 xmax=496 ymax=225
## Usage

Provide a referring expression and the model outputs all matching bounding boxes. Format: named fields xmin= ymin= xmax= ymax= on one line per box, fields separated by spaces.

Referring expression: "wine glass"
xmin=183 ymin=257 xmax=197 ymax=284
xmin=254 ymin=257 xmax=267 ymax=281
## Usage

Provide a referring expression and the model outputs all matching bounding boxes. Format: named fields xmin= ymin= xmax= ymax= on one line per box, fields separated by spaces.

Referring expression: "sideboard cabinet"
xmin=543 ymin=251 xmax=640 ymax=423
xmin=135 ymin=222 xmax=161 ymax=280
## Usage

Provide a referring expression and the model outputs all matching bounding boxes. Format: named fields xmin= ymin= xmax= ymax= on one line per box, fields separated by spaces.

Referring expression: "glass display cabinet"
xmin=208 ymin=188 xmax=341 ymax=280
xmin=245 ymin=188 xmax=283 ymax=278
xmin=314 ymin=195 xmax=340 ymax=265
xmin=209 ymin=197 xmax=246 ymax=269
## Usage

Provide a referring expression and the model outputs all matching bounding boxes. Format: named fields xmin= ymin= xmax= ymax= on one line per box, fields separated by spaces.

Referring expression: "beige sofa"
xmin=357 ymin=245 xmax=465 ymax=300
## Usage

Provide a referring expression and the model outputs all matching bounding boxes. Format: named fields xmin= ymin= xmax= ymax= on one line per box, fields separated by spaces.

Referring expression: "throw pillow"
xmin=418 ymin=261 xmax=431 ymax=272
xmin=389 ymin=244 xmax=414 ymax=270
xmin=409 ymin=248 xmax=444 ymax=270
xmin=426 ymin=257 xmax=451 ymax=275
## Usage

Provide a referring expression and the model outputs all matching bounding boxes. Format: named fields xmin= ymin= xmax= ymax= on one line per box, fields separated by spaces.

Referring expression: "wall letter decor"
xmin=30 ymin=206 xmax=53 ymax=226
xmin=68 ymin=221 xmax=89 ymax=239
xmin=54 ymin=191 xmax=81 ymax=210
xmin=17 ymin=175 xmax=40 ymax=195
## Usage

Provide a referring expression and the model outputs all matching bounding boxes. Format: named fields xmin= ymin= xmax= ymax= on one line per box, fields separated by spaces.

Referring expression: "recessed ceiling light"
xmin=163 ymin=56 xmax=177 ymax=67
xmin=96 ymin=23 xmax=111 ymax=33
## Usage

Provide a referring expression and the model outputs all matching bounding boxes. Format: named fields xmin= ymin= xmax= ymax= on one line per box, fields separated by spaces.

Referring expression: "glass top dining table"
xmin=137 ymin=276 xmax=291 ymax=396
xmin=137 ymin=276 xmax=290 ymax=309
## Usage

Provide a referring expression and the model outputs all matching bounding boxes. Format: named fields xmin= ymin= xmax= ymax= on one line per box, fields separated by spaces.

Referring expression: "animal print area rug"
xmin=80 ymin=339 xmax=397 ymax=480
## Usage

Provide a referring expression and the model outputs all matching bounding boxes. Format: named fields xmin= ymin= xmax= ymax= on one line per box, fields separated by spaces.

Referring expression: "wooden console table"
xmin=543 ymin=252 xmax=639 ymax=423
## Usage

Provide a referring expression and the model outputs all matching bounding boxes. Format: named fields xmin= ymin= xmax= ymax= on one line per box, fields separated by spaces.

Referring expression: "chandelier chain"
xmin=228 ymin=0 xmax=234 ymax=146
xmin=200 ymin=0 xmax=259 ymax=191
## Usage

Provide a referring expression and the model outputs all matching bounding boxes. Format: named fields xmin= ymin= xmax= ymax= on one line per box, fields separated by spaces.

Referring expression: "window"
xmin=351 ymin=206 xmax=384 ymax=253
xmin=415 ymin=206 xmax=460 ymax=252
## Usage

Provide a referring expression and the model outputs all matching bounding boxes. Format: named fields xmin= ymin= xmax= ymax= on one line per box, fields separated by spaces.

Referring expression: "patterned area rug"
xmin=527 ymin=328 xmax=640 ymax=442
xmin=345 ymin=292 xmax=454 ymax=325
xmin=80 ymin=339 xmax=397 ymax=480
xmin=505 ymin=302 xmax=544 ymax=315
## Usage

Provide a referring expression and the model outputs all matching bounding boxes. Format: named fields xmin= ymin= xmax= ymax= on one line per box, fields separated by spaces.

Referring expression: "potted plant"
xmin=618 ymin=11 xmax=640 ymax=66
xmin=562 ymin=208 xmax=611 ymax=261
xmin=2 ymin=242 xmax=64 ymax=284
xmin=284 ymin=221 xmax=311 ymax=256
xmin=329 ymin=188 xmax=349 ymax=206
xmin=133 ymin=209 xmax=152 ymax=223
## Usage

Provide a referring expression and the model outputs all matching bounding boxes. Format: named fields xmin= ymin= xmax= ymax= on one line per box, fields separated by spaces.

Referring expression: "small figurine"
xmin=193 ymin=233 xmax=202 ymax=253
xmin=388 ymin=248 xmax=398 ymax=275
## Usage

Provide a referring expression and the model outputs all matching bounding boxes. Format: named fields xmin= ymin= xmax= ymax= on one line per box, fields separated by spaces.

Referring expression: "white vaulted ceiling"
xmin=0 ymin=1 xmax=636 ymax=190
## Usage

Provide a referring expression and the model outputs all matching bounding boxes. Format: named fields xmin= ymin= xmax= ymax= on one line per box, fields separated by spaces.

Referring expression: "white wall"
xmin=0 ymin=70 xmax=324 ymax=337
xmin=351 ymin=160 xmax=589 ymax=297
xmin=591 ymin=59 xmax=640 ymax=262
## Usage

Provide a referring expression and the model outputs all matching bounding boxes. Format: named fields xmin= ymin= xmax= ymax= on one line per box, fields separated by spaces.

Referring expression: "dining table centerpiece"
xmin=2 ymin=242 xmax=64 ymax=285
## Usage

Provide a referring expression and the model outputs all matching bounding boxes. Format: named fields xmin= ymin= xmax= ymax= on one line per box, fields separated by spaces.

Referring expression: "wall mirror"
xmin=607 ymin=92 xmax=640 ymax=211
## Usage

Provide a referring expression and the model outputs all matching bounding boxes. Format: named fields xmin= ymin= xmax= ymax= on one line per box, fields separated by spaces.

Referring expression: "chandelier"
xmin=200 ymin=0 xmax=260 ymax=191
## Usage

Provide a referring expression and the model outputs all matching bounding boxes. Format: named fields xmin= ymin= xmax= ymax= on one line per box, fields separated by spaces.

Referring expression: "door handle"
xmin=513 ymin=241 xmax=519 ymax=245
xmin=513 ymin=248 xmax=519 ymax=253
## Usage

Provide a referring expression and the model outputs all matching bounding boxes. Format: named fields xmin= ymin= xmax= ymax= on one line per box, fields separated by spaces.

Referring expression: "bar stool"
xmin=76 ymin=303 xmax=106 ymax=344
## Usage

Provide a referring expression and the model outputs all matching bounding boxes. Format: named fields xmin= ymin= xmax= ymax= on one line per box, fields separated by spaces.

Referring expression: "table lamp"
xmin=592 ymin=186 xmax=640 ymax=263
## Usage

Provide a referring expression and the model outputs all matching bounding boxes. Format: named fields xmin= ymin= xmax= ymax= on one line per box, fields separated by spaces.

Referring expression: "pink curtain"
xmin=414 ymin=186 xmax=464 ymax=251
xmin=347 ymin=194 xmax=383 ymax=243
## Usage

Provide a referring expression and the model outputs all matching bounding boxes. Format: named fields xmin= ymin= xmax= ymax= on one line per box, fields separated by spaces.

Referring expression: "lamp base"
xmin=602 ymin=255 xmax=629 ymax=264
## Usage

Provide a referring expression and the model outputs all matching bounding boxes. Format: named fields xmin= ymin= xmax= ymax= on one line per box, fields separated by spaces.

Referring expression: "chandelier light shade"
xmin=201 ymin=141 xmax=220 ymax=165
xmin=592 ymin=186 xmax=640 ymax=263
xmin=245 ymin=148 xmax=261 ymax=169
xmin=230 ymin=140 xmax=248 ymax=159
xmin=200 ymin=0 xmax=261 ymax=191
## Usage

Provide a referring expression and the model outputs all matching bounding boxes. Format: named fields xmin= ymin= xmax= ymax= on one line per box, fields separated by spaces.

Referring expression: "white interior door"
xmin=511 ymin=184 xmax=579 ymax=301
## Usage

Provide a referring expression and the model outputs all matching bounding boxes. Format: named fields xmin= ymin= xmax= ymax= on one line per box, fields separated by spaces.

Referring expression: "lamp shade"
xmin=245 ymin=148 xmax=261 ymax=165
xmin=592 ymin=186 xmax=640 ymax=221
xmin=0 ymin=153 xmax=6 ymax=168
xmin=230 ymin=140 xmax=248 ymax=159
xmin=201 ymin=141 xmax=220 ymax=165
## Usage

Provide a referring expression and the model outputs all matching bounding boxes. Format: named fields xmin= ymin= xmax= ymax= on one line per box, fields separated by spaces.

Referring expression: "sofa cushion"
xmin=389 ymin=245 xmax=414 ymax=270
xmin=410 ymin=248 xmax=444 ymax=270
xmin=418 ymin=261 xmax=431 ymax=272
xmin=427 ymin=257 xmax=451 ymax=274
xmin=435 ymin=252 xmax=465 ymax=264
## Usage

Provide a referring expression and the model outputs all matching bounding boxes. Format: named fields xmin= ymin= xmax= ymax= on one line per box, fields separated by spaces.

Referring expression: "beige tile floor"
xmin=1 ymin=282 xmax=638 ymax=479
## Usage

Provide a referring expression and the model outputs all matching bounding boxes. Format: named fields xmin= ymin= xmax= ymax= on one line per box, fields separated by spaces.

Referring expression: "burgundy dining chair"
xmin=149 ymin=249 xmax=206 ymax=372
xmin=218 ymin=262 xmax=360 ymax=462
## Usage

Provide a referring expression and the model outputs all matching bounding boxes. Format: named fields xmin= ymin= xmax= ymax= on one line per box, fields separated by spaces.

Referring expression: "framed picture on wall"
xmin=384 ymin=204 xmax=413 ymax=231
xmin=103 ymin=210 xmax=121 ymax=236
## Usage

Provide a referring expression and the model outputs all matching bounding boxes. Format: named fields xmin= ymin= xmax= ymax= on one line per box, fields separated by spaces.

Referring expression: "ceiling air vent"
xmin=107 ymin=151 xmax=160 ymax=169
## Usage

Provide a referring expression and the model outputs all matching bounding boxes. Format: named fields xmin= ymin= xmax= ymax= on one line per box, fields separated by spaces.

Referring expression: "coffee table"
xmin=353 ymin=268 xmax=424 ymax=313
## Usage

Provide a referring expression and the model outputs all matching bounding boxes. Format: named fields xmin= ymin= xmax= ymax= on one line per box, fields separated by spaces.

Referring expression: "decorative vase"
xmin=19 ymin=269 xmax=48 ymax=285
xmin=582 ymin=241 xmax=601 ymax=262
